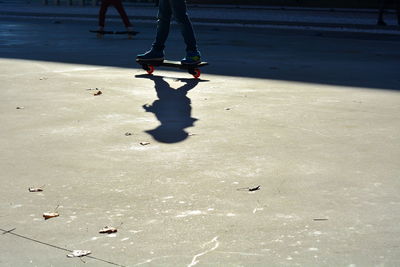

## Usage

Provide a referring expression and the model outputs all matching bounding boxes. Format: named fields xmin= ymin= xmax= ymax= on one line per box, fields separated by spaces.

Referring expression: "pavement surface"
xmin=1 ymin=5 xmax=400 ymax=267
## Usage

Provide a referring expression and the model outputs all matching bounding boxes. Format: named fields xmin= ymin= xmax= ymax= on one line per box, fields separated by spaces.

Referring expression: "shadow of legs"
xmin=136 ymin=74 xmax=204 ymax=143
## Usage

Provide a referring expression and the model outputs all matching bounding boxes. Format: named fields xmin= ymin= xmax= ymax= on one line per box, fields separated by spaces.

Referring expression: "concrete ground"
xmin=1 ymin=15 xmax=400 ymax=267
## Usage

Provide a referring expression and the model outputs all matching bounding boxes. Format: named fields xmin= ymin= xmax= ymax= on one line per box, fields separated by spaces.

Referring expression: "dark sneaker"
xmin=137 ymin=49 xmax=164 ymax=61
xmin=181 ymin=51 xmax=201 ymax=65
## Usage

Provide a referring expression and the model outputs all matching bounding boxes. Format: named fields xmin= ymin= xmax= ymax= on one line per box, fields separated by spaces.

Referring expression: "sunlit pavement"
xmin=1 ymin=18 xmax=400 ymax=266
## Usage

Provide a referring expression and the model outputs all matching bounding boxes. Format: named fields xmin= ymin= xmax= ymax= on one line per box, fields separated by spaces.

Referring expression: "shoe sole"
xmin=181 ymin=61 xmax=201 ymax=65
xmin=136 ymin=57 xmax=164 ymax=62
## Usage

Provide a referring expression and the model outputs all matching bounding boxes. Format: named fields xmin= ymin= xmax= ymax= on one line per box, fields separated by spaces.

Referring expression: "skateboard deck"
xmin=90 ymin=30 xmax=139 ymax=39
xmin=136 ymin=59 xmax=209 ymax=79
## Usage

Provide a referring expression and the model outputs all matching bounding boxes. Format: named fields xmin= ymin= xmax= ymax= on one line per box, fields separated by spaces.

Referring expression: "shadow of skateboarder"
xmin=135 ymin=74 xmax=208 ymax=143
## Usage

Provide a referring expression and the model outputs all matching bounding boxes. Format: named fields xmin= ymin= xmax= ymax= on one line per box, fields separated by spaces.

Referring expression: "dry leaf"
xmin=29 ymin=187 xmax=43 ymax=192
xmin=43 ymin=212 xmax=59 ymax=220
xmin=67 ymin=250 xmax=91 ymax=258
xmin=99 ymin=226 xmax=118 ymax=234
xmin=94 ymin=90 xmax=102 ymax=96
xmin=140 ymin=142 xmax=150 ymax=146
xmin=249 ymin=185 xmax=261 ymax=191
xmin=237 ymin=185 xmax=261 ymax=192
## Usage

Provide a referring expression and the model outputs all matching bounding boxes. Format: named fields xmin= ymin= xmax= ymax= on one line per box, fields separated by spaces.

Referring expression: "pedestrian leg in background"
xmin=98 ymin=0 xmax=111 ymax=31
xmin=377 ymin=0 xmax=387 ymax=25
xmin=112 ymin=0 xmax=134 ymax=31
xmin=395 ymin=0 xmax=400 ymax=25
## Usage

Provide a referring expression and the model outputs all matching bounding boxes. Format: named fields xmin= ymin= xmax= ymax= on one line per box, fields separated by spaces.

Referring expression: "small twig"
xmin=2 ymin=227 xmax=16 ymax=235
xmin=53 ymin=205 xmax=60 ymax=213
xmin=0 ymin=228 xmax=126 ymax=267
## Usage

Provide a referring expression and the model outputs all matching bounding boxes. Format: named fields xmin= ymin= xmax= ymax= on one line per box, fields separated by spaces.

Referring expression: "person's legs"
xmin=152 ymin=0 xmax=172 ymax=52
xmin=112 ymin=0 xmax=132 ymax=28
xmin=137 ymin=0 xmax=171 ymax=60
xmin=98 ymin=0 xmax=111 ymax=29
xmin=137 ymin=0 xmax=202 ymax=62
xmin=169 ymin=0 xmax=198 ymax=53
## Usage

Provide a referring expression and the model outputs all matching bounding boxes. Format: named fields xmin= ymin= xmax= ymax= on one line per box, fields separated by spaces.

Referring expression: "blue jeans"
xmin=152 ymin=0 xmax=198 ymax=52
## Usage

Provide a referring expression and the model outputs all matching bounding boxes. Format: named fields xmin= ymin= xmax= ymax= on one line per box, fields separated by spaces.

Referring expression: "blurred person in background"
xmin=97 ymin=0 xmax=136 ymax=32
xmin=377 ymin=0 xmax=400 ymax=26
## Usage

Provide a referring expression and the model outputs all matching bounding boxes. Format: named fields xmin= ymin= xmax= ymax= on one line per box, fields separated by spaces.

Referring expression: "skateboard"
xmin=89 ymin=30 xmax=139 ymax=39
xmin=136 ymin=59 xmax=209 ymax=79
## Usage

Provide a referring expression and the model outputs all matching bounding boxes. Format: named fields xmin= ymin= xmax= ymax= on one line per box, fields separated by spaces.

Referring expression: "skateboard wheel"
xmin=193 ymin=68 xmax=201 ymax=79
xmin=146 ymin=65 xmax=155 ymax=75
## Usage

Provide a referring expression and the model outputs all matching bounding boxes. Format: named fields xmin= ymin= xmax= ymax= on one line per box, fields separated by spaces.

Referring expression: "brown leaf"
xmin=99 ymin=226 xmax=118 ymax=234
xmin=29 ymin=187 xmax=43 ymax=192
xmin=249 ymin=185 xmax=261 ymax=191
xmin=140 ymin=142 xmax=150 ymax=146
xmin=67 ymin=250 xmax=91 ymax=258
xmin=43 ymin=212 xmax=59 ymax=220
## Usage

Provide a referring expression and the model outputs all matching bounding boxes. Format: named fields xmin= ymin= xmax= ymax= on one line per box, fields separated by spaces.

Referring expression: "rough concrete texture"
xmin=1 ymin=17 xmax=400 ymax=266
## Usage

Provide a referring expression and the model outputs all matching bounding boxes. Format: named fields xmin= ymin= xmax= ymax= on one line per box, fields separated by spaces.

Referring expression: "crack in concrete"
xmin=188 ymin=236 xmax=219 ymax=267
